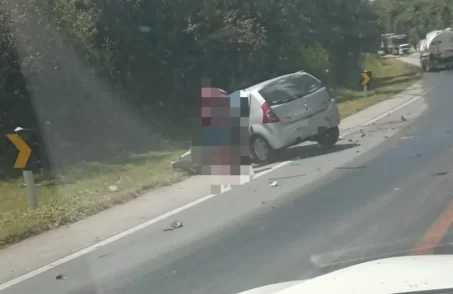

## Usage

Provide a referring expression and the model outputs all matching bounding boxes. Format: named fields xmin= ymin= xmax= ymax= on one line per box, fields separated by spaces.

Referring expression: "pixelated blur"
xmin=191 ymin=81 xmax=253 ymax=194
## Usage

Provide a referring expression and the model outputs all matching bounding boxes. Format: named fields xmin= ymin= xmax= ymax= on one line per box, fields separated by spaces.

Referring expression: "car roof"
xmin=243 ymin=71 xmax=307 ymax=92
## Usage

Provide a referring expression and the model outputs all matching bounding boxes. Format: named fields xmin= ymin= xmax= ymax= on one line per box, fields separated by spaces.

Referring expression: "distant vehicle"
xmin=244 ymin=71 xmax=341 ymax=163
xmin=381 ymin=33 xmax=409 ymax=55
xmin=398 ymin=44 xmax=410 ymax=55
xmin=419 ymin=29 xmax=453 ymax=72
xmin=381 ymin=33 xmax=395 ymax=54
xmin=417 ymin=39 xmax=426 ymax=52
xmin=380 ymin=33 xmax=393 ymax=52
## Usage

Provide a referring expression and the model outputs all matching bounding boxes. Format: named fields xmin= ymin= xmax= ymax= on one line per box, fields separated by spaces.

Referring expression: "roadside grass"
xmin=0 ymin=148 xmax=188 ymax=248
xmin=337 ymin=54 xmax=422 ymax=117
xmin=0 ymin=54 xmax=421 ymax=249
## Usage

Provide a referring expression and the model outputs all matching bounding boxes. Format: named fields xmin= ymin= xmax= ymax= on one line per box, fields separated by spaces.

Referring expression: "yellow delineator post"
xmin=361 ymin=72 xmax=371 ymax=86
xmin=361 ymin=70 xmax=371 ymax=98
xmin=7 ymin=133 xmax=38 ymax=209
xmin=6 ymin=134 xmax=31 ymax=169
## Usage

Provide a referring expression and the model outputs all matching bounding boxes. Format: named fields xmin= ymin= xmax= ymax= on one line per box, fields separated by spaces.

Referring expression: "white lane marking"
xmin=254 ymin=161 xmax=291 ymax=179
xmin=0 ymin=93 xmax=424 ymax=291
xmin=0 ymin=193 xmax=219 ymax=291
xmin=359 ymin=94 xmax=423 ymax=128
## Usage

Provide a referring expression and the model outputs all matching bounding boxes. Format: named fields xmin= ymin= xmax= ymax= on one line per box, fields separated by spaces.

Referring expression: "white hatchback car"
xmin=244 ymin=71 xmax=341 ymax=163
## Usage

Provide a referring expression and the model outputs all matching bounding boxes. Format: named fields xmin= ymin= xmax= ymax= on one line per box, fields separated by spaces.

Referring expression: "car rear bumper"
xmin=253 ymin=101 xmax=340 ymax=150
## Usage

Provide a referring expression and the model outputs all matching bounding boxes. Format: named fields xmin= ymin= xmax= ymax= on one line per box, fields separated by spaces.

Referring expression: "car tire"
xmin=317 ymin=126 xmax=340 ymax=148
xmin=250 ymin=135 xmax=275 ymax=164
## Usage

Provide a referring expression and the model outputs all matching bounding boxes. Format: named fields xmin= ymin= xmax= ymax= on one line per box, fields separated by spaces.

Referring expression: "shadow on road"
xmin=254 ymin=143 xmax=360 ymax=169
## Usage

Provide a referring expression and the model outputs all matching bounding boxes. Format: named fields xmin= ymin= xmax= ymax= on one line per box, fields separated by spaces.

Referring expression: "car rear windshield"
xmin=258 ymin=74 xmax=322 ymax=106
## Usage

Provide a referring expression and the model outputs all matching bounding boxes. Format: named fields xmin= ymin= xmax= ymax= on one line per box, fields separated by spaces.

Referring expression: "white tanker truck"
xmin=420 ymin=28 xmax=453 ymax=72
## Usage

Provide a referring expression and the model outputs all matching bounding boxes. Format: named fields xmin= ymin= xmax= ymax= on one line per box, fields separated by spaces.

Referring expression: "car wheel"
xmin=250 ymin=135 xmax=275 ymax=164
xmin=317 ymin=126 xmax=340 ymax=148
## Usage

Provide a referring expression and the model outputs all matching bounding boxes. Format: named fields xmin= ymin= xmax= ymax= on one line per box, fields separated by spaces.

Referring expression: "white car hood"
xmin=238 ymin=255 xmax=453 ymax=294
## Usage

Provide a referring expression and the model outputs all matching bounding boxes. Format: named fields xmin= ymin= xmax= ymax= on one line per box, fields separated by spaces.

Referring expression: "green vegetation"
xmin=338 ymin=54 xmax=422 ymax=118
xmin=374 ymin=0 xmax=453 ymax=46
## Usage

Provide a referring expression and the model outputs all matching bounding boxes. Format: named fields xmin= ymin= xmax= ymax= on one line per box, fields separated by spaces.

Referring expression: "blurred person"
xmin=192 ymin=86 xmax=253 ymax=194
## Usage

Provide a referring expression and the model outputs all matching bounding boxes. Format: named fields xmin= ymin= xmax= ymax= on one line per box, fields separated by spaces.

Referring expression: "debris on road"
xmin=359 ymin=129 xmax=369 ymax=137
xmin=171 ymin=149 xmax=200 ymax=174
xmin=434 ymin=172 xmax=449 ymax=176
xmin=163 ymin=220 xmax=184 ymax=232
xmin=348 ymin=139 xmax=353 ymax=142
xmin=269 ymin=174 xmax=306 ymax=181
xmin=384 ymin=136 xmax=389 ymax=138
xmin=401 ymin=115 xmax=407 ymax=122
xmin=56 ymin=274 xmax=67 ymax=280
xmin=269 ymin=181 xmax=279 ymax=187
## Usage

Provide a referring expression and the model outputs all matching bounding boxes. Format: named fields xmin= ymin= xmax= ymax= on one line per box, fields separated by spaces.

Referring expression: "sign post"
xmin=6 ymin=129 xmax=39 ymax=209
xmin=22 ymin=170 xmax=38 ymax=209
xmin=361 ymin=70 xmax=372 ymax=98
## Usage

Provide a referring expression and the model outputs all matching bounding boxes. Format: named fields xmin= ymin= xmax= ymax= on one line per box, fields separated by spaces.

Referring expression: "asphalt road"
xmin=3 ymin=66 xmax=453 ymax=294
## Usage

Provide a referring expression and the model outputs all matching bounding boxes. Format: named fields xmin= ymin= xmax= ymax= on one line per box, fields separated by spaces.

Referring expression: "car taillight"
xmin=262 ymin=102 xmax=280 ymax=124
